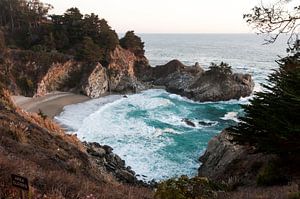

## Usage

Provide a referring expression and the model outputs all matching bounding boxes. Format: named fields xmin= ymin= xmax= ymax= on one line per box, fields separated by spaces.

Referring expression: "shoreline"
xmin=12 ymin=92 xmax=90 ymax=119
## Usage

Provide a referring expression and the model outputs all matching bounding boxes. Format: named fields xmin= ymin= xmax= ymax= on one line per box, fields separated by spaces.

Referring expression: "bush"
xmin=155 ymin=176 xmax=228 ymax=199
xmin=16 ymin=76 xmax=34 ymax=97
xmin=288 ymin=192 xmax=300 ymax=199
xmin=256 ymin=162 xmax=288 ymax=186
xmin=208 ymin=62 xmax=232 ymax=76
xmin=76 ymin=36 xmax=104 ymax=63
xmin=120 ymin=31 xmax=145 ymax=56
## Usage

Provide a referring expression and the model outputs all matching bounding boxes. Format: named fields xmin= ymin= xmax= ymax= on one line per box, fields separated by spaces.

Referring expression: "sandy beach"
xmin=12 ymin=92 xmax=90 ymax=118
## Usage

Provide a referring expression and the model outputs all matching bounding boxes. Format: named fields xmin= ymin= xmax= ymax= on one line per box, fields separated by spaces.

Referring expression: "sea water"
xmin=55 ymin=34 xmax=287 ymax=182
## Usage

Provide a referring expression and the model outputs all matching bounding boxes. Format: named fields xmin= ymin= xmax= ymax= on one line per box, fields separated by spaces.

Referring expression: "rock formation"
xmin=144 ymin=60 xmax=254 ymax=102
xmin=2 ymin=47 xmax=254 ymax=102
xmin=83 ymin=63 xmax=109 ymax=98
xmin=85 ymin=142 xmax=144 ymax=185
xmin=198 ymin=130 xmax=277 ymax=185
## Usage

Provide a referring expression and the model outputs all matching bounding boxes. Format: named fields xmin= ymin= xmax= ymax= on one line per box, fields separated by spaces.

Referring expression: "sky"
xmin=42 ymin=0 xmax=264 ymax=34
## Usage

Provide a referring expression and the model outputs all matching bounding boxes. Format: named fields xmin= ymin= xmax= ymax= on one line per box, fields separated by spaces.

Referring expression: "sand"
xmin=12 ymin=92 xmax=90 ymax=118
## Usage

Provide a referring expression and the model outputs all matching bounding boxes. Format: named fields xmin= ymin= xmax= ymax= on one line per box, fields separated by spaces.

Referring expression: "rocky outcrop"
xmin=83 ymin=63 xmax=108 ymax=98
xmin=108 ymin=46 xmax=147 ymax=93
xmin=84 ymin=142 xmax=144 ymax=185
xmin=147 ymin=60 xmax=254 ymax=102
xmin=3 ymin=48 xmax=253 ymax=102
xmin=36 ymin=61 xmax=83 ymax=97
xmin=198 ymin=130 xmax=277 ymax=185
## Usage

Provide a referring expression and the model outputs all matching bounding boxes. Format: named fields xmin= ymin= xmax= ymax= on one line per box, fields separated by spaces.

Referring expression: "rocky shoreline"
xmin=198 ymin=130 xmax=278 ymax=186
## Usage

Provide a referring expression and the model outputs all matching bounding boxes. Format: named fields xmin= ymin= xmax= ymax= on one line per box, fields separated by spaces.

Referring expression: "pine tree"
xmin=230 ymin=53 xmax=300 ymax=156
xmin=120 ymin=31 xmax=145 ymax=57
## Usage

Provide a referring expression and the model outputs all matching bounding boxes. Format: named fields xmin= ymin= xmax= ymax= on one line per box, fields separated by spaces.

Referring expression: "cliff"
xmin=198 ymin=130 xmax=277 ymax=185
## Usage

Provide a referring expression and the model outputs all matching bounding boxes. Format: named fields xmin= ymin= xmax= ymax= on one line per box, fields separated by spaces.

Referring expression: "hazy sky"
xmin=42 ymin=0 xmax=263 ymax=33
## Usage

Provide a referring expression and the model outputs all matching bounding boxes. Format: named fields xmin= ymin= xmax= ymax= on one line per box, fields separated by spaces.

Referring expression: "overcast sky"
xmin=42 ymin=0 xmax=264 ymax=33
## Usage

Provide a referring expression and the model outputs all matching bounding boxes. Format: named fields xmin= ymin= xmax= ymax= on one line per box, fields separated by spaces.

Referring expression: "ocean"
xmin=55 ymin=34 xmax=287 ymax=182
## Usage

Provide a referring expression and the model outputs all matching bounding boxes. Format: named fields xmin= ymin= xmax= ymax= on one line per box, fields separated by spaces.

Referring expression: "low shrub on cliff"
xmin=256 ymin=162 xmax=288 ymax=186
xmin=155 ymin=176 xmax=228 ymax=199
xmin=208 ymin=62 xmax=232 ymax=77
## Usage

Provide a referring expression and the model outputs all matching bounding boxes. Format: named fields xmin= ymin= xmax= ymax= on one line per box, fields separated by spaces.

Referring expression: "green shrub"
xmin=120 ymin=31 xmax=145 ymax=57
xmin=288 ymin=192 xmax=300 ymax=199
xmin=16 ymin=76 xmax=35 ymax=97
xmin=38 ymin=109 xmax=48 ymax=120
xmin=155 ymin=176 xmax=228 ymax=199
xmin=256 ymin=163 xmax=288 ymax=186
xmin=208 ymin=62 xmax=232 ymax=76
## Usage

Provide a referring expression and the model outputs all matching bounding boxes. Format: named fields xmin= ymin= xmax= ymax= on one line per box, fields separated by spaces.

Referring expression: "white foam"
xmin=55 ymin=89 xmax=240 ymax=181
xmin=154 ymin=128 xmax=180 ymax=137
xmin=221 ymin=112 xmax=240 ymax=122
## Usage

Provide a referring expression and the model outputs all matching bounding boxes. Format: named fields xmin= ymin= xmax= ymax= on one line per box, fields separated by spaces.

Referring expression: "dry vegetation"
xmin=0 ymin=87 xmax=153 ymax=199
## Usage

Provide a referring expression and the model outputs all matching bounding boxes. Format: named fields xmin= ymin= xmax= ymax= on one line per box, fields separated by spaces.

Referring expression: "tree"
xmin=230 ymin=54 xmax=300 ymax=155
xmin=230 ymin=0 xmax=300 ymax=157
xmin=98 ymin=19 xmax=119 ymax=51
xmin=244 ymin=0 xmax=300 ymax=51
xmin=62 ymin=7 xmax=84 ymax=44
xmin=76 ymin=36 xmax=103 ymax=63
xmin=120 ymin=31 xmax=145 ymax=56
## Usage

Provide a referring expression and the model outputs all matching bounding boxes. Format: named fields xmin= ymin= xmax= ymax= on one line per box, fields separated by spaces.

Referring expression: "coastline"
xmin=12 ymin=92 xmax=90 ymax=118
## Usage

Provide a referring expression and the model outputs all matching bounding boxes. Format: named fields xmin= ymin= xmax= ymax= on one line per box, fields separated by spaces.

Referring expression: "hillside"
xmin=0 ymin=84 xmax=153 ymax=198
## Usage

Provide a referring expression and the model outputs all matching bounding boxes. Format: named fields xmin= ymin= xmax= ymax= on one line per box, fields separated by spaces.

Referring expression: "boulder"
xmin=83 ymin=63 xmax=108 ymax=98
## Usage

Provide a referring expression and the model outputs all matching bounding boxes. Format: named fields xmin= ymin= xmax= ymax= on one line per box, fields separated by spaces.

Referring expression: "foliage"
xmin=155 ymin=175 xmax=228 ymax=199
xmin=0 ymin=30 xmax=5 ymax=53
xmin=288 ymin=191 xmax=300 ymax=199
xmin=230 ymin=53 xmax=300 ymax=156
xmin=0 ymin=1 xmax=120 ymax=63
xmin=244 ymin=0 xmax=300 ymax=52
xmin=16 ymin=76 xmax=34 ymax=96
xmin=208 ymin=62 xmax=232 ymax=76
xmin=120 ymin=31 xmax=145 ymax=56
xmin=76 ymin=36 xmax=104 ymax=63
xmin=0 ymin=0 xmax=53 ymax=32
xmin=256 ymin=162 xmax=288 ymax=186
xmin=38 ymin=109 xmax=47 ymax=120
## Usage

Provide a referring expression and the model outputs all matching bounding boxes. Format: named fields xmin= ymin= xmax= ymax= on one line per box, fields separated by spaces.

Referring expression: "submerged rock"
xmin=182 ymin=118 xmax=196 ymax=127
xmin=198 ymin=121 xmax=215 ymax=126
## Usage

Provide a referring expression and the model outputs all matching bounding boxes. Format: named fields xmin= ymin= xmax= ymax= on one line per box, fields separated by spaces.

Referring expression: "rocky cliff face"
xmin=2 ymin=47 xmax=254 ymax=102
xmin=107 ymin=46 xmax=147 ymax=93
xmin=36 ymin=61 xmax=83 ymax=96
xmin=146 ymin=60 xmax=254 ymax=102
xmin=198 ymin=130 xmax=277 ymax=185
xmin=83 ymin=63 xmax=109 ymax=98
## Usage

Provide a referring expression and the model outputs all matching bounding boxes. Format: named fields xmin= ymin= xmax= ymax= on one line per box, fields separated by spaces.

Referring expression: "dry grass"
xmin=226 ymin=184 xmax=300 ymax=199
xmin=0 ymin=88 xmax=153 ymax=199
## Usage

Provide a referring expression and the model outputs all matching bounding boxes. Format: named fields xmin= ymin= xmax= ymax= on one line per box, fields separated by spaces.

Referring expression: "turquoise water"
xmin=56 ymin=89 xmax=248 ymax=181
xmin=56 ymin=34 xmax=287 ymax=182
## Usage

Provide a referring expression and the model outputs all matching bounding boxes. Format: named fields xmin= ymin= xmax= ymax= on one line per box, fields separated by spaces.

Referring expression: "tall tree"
xmin=120 ymin=31 xmax=145 ymax=57
xmin=230 ymin=0 xmax=300 ymax=158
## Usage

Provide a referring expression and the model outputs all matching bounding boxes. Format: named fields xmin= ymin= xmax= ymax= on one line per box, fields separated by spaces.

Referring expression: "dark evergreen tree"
xmin=119 ymin=31 xmax=145 ymax=56
xmin=76 ymin=36 xmax=103 ymax=63
xmin=230 ymin=53 xmax=300 ymax=156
